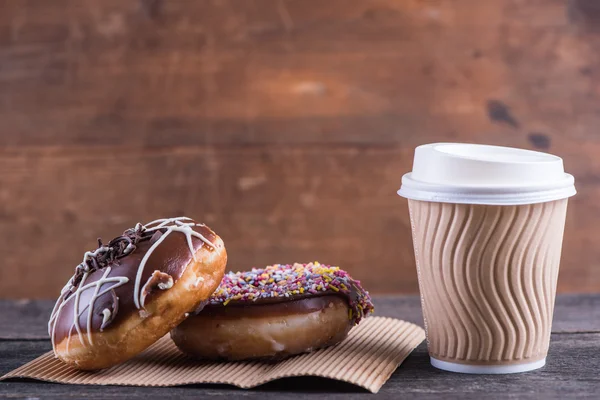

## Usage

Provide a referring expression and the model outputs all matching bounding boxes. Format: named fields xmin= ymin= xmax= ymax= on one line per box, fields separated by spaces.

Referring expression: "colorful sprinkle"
xmin=209 ymin=262 xmax=374 ymax=325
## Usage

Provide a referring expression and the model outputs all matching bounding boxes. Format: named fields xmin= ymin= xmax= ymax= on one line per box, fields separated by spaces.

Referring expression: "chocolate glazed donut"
xmin=48 ymin=217 xmax=227 ymax=370
xmin=171 ymin=263 xmax=374 ymax=361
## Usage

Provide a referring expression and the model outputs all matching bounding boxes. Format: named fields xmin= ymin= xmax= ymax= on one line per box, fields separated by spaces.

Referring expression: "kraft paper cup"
xmin=398 ymin=143 xmax=576 ymax=374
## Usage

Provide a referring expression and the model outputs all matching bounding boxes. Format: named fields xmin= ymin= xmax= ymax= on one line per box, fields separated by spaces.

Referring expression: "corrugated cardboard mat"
xmin=1 ymin=317 xmax=424 ymax=393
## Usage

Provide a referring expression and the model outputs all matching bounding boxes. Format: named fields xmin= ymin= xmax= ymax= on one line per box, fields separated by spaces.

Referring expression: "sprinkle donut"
xmin=171 ymin=262 xmax=374 ymax=360
xmin=48 ymin=217 xmax=227 ymax=370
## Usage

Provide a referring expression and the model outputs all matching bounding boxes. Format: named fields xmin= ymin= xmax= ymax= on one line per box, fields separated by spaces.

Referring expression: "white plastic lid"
xmin=397 ymin=143 xmax=576 ymax=205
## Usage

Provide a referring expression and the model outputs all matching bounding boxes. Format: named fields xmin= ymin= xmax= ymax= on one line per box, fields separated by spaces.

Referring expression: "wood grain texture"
xmin=2 ymin=0 xmax=600 ymax=148
xmin=1 ymin=0 xmax=600 ymax=297
xmin=0 ymin=147 xmax=596 ymax=298
xmin=1 ymin=296 xmax=599 ymax=399
xmin=3 ymin=337 xmax=600 ymax=399
xmin=2 ymin=294 xmax=599 ymax=340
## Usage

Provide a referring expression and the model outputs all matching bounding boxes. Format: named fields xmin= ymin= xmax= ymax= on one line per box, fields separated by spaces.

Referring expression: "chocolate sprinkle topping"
xmin=68 ymin=224 xmax=154 ymax=292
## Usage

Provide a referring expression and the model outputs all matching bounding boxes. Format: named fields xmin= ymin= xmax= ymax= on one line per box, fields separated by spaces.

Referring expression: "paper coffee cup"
xmin=397 ymin=143 xmax=576 ymax=374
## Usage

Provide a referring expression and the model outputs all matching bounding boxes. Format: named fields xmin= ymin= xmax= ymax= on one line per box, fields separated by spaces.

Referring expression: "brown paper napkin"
xmin=1 ymin=317 xmax=424 ymax=393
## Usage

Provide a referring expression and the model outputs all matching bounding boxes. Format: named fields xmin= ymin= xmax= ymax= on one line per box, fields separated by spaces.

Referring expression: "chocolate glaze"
xmin=203 ymin=266 xmax=373 ymax=323
xmin=51 ymin=220 xmax=216 ymax=345
xmin=200 ymin=295 xmax=347 ymax=318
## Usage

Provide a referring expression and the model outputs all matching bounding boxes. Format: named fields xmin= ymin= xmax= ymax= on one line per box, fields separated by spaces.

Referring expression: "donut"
xmin=171 ymin=262 xmax=374 ymax=360
xmin=48 ymin=217 xmax=227 ymax=370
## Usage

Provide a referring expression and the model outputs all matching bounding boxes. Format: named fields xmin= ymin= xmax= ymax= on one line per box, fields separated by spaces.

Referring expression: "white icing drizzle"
xmin=48 ymin=216 xmax=213 ymax=353
xmin=72 ymin=271 xmax=89 ymax=347
xmin=82 ymin=246 xmax=109 ymax=266
xmin=101 ymin=308 xmax=112 ymax=328
xmin=158 ymin=279 xmax=173 ymax=290
xmin=85 ymin=267 xmax=114 ymax=345
xmin=48 ymin=268 xmax=129 ymax=353
xmin=124 ymin=243 xmax=136 ymax=254
xmin=132 ymin=217 xmax=214 ymax=309
xmin=134 ymin=231 xmax=170 ymax=309
xmin=47 ymin=280 xmax=75 ymax=337
xmin=139 ymin=271 xmax=174 ymax=308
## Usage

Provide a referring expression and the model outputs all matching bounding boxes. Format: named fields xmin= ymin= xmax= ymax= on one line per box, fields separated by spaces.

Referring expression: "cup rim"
xmin=398 ymin=172 xmax=576 ymax=205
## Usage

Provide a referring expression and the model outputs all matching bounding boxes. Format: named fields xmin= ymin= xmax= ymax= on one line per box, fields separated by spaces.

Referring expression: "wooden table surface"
xmin=1 ymin=294 xmax=599 ymax=399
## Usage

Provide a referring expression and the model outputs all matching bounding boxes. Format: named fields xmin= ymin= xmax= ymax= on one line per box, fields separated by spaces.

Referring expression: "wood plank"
xmin=3 ymin=294 xmax=599 ymax=340
xmin=0 ymin=146 xmax=595 ymax=298
xmin=0 ymin=0 xmax=599 ymax=148
xmin=0 ymin=147 xmax=597 ymax=298
xmin=2 ymin=333 xmax=599 ymax=398
xmin=2 ymin=0 xmax=600 ymax=297
xmin=0 ymin=146 xmax=410 ymax=298
xmin=375 ymin=293 xmax=600 ymax=335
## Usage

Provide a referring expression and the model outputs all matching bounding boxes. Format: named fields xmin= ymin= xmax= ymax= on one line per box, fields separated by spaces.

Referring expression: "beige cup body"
xmin=408 ymin=199 xmax=568 ymax=366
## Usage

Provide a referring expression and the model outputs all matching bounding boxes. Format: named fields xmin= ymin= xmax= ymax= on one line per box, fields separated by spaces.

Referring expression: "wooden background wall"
xmin=1 ymin=0 xmax=599 ymax=299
